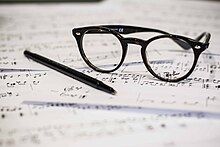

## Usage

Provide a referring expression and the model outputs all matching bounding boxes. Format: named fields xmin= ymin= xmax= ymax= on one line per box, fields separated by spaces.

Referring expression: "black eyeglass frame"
xmin=72 ymin=25 xmax=211 ymax=82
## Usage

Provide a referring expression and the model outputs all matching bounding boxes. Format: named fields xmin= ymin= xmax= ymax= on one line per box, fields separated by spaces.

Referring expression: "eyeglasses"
xmin=72 ymin=25 xmax=211 ymax=82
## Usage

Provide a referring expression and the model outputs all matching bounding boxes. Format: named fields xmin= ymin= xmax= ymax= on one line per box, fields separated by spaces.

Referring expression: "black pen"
xmin=24 ymin=50 xmax=116 ymax=95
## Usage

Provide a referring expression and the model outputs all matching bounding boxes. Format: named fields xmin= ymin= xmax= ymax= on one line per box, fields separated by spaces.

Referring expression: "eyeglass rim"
xmin=73 ymin=27 xmax=127 ymax=73
xmin=141 ymin=35 xmax=199 ymax=82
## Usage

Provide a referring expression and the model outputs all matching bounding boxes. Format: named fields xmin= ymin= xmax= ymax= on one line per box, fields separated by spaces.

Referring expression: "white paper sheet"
xmin=1 ymin=0 xmax=220 ymax=146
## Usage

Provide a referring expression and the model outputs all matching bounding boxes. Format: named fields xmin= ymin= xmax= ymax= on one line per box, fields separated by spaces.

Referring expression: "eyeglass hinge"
xmin=195 ymin=45 xmax=201 ymax=49
xmin=76 ymin=32 xmax=81 ymax=35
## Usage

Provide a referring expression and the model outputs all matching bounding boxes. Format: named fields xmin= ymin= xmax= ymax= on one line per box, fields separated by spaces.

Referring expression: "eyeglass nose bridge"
xmin=123 ymin=37 xmax=146 ymax=47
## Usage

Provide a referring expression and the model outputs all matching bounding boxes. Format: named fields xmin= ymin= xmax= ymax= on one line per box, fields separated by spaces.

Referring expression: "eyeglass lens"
xmin=145 ymin=37 xmax=195 ymax=80
xmin=82 ymin=29 xmax=123 ymax=71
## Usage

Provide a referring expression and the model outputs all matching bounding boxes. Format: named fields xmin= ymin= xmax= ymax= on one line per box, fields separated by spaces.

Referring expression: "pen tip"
xmin=111 ymin=89 xmax=117 ymax=95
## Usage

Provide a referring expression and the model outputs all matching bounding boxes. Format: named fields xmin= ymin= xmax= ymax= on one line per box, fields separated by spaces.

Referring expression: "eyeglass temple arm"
xmin=100 ymin=25 xmax=192 ymax=50
xmin=106 ymin=26 xmax=211 ymax=50
xmin=101 ymin=25 xmax=169 ymax=35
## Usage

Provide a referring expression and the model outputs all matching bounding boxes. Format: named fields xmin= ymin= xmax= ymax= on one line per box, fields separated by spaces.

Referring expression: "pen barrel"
xmin=24 ymin=50 xmax=116 ymax=95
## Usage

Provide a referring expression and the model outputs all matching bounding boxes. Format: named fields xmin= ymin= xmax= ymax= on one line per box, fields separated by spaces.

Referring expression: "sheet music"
xmin=1 ymin=0 xmax=220 ymax=146
xmin=1 ymin=103 xmax=220 ymax=147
